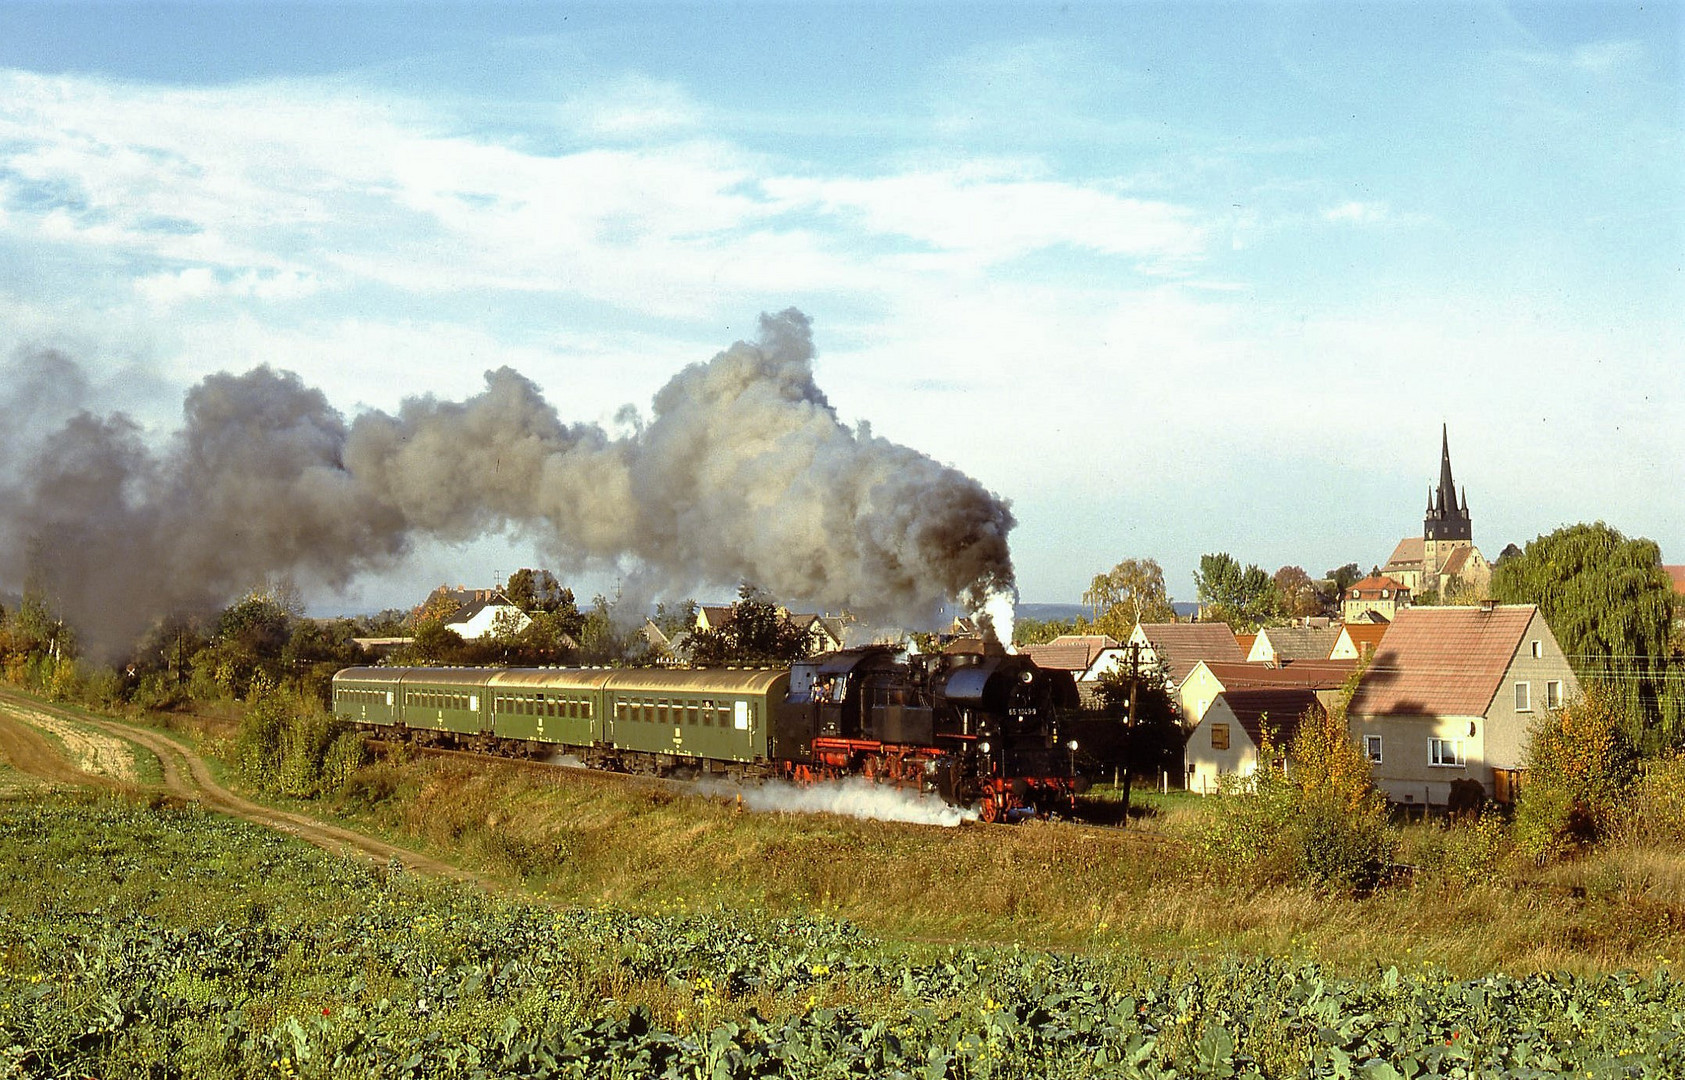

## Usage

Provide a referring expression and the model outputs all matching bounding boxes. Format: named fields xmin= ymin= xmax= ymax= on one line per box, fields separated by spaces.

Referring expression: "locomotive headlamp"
xmin=978 ymin=741 xmax=991 ymax=754
xmin=1066 ymin=740 xmax=1079 ymax=751
xmin=1019 ymin=670 xmax=1034 ymax=683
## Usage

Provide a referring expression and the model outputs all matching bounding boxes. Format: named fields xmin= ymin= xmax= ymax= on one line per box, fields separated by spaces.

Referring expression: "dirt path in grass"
xmin=0 ymin=689 xmax=486 ymax=887
xmin=0 ymin=706 xmax=119 ymax=788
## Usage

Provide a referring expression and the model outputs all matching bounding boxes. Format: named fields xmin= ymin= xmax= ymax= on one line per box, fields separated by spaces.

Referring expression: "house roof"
xmin=1197 ymin=660 xmax=1356 ymax=692
xmin=1346 ymin=574 xmax=1406 ymax=600
xmin=1235 ymin=633 xmax=1256 ymax=656
xmin=697 ymin=605 xmax=735 ymax=629
xmin=1348 ymin=604 xmax=1538 ymax=718
xmin=445 ymin=598 xmax=523 ymax=626
xmin=1214 ymin=688 xmax=1325 ymax=750
xmin=1336 ymin=622 xmax=1390 ymax=654
xmin=1021 ymin=634 xmax=1120 ymax=673
xmin=1255 ymin=625 xmax=1342 ymax=662
xmin=1134 ymin=622 xmax=1244 ymax=683
xmin=1665 ymin=565 xmax=1685 ymax=596
xmin=1441 ymin=546 xmax=1472 ymax=576
xmin=1385 ymin=537 xmax=1425 ymax=569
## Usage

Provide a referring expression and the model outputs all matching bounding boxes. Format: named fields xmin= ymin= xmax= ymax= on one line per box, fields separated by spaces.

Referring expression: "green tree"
xmin=1326 ymin=563 xmax=1364 ymax=594
xmin=505 ymin=568 xmax=568 ymax=613
xmin=1491 ymin=522 xmax=1677 ymax=749
xmin=1273 ymin=565 xmax=1322 ymax=619
xmin=1083 ymin=558 xmax=1176 ymax=640
xmin=685 ymin=584 xmax=813 ymax=667
xmin=1012 ymin=616 xmax=1086 ymax=647
xmin=1194 ymin=553 xmax=1280 ymax=631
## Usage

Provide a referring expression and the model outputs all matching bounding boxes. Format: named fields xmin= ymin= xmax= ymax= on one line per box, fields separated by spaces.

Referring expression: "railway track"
xmin=373 ymin=734 xmax=1182 ymax=840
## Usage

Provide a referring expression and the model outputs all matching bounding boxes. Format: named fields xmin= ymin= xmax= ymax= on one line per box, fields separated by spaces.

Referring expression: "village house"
xmin=1343 ymin=575 xmax=1409 ymax=622
xmin=1247 ymin=624 xmax=1343 ymax=666
xmin=1186 ymin=688 xmax=1326 ymax=795
xmin=692 ymin=605 xmax=847 ymax=656
xmin=1346 ymin=603 xmax=1579 ymax=807
xmin=1177 ymin=659 xmax=1356 ymax=728
xmin=444 ymin=596 xmax=531 ymax=640
xmin=1115 ymin=622 xmax=1245 ymax=694
xmin=1330 ymin=622 xmax=1389 ymax=661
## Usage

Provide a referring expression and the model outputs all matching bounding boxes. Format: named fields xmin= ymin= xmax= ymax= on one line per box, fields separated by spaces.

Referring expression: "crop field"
xmin=1 ymin=786 xmax=1684 ymax=1078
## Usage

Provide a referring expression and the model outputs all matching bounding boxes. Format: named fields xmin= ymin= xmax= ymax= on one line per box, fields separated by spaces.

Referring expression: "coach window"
xmin=734 ymin=701 xmax=751 ymax=731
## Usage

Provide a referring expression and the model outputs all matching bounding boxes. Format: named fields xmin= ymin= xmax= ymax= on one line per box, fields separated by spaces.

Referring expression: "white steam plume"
xmin=694 ymin=776 xmax=979 ymax=827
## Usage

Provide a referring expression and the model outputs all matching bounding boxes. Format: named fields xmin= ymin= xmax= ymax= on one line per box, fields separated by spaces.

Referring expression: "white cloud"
xmin=764 ymin=168 xmax=1207 ymax=271
xmin=1322 ymin=200 xmax=1390 ymax=225
xmin=1569 ymin=39 xmax=1645 ymax=75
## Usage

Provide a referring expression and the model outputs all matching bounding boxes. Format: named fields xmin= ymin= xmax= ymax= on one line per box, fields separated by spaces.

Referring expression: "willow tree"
xmin=1083 ymin=557 xmax=1176 ymax=640
xmin=1491 ymin=522 xmax=1680 ymax=749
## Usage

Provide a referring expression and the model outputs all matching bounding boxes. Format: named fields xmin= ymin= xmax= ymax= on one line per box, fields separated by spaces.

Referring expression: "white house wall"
xmin=1186 ymin=699 xmax=1261 ymax=795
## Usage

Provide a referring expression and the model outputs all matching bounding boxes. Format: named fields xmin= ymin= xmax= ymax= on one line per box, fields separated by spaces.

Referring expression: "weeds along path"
xmin=0 ymin=689 xmax=489 ymax=888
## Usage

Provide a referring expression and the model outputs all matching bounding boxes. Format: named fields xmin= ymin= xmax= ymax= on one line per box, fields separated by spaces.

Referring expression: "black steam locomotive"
xmin=333 ymin=645 xmax=1084 ymax=822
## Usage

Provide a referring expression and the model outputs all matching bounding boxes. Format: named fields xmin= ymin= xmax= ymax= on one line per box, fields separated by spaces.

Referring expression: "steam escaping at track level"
xmin=0 ymin=310 xmax=1017 ymax=658
xmin=694 ymin=776 xmax=980 ymax=828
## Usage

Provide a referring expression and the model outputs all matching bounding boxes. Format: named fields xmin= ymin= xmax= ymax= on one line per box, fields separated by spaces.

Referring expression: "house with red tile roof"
xmin=1178 ymin=659 xmax=1357 ymax=728
xmin=1186 ymin=688 xmax=1326 ymax=795
xmin=1343 ymin=574 xmax=1410 ymax=623
xmin=1330 ymin=622 xmax=1389 ymax=661
xmin=1019 ymin=635 xmax=1120 ymax=675
xmin=1347 ymin=603 xmax=1579 ymax=807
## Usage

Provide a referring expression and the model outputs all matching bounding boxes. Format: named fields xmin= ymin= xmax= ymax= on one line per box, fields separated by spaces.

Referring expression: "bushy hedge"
xmin=1514 ymin=685 xmax=1638 ymax=861
xmin=1195 ymin=705 xmax=1396 ymax=893
xmin=232 ymin=689 xmax=368 ymax=799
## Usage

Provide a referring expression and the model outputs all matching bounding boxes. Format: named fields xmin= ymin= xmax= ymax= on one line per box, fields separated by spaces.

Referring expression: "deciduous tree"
xmin=1491 ymin=522 xmax=1677 ymax=748
xmin=1194 ymin=553 xmax=1280 ymax=631
xmin=1082 ymin=558 xmax=1175 ymax=639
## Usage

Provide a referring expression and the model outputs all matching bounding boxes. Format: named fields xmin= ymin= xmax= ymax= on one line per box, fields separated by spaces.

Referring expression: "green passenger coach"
xmin=331 ymin=666 xmax=790 ymax=775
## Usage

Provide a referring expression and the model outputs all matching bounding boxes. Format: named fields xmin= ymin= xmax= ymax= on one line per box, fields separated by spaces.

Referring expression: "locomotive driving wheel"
xmin=979 ymin=794 xmax=1002 ymax=824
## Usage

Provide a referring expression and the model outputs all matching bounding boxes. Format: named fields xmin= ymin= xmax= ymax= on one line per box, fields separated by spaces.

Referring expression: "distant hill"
xmin=1016 ymin=601 xmax=1200 ymax=624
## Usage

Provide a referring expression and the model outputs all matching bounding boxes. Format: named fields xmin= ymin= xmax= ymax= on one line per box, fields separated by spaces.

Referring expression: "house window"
xmin=1211 ymin=723 xmax=1230 ymax=751
xmin=1430 ymin=738 xmax=1466 ymax=767
xmin=1546 ymin=681 xmax=1562 ymax=708
xmin=1531 ymin=640 xmax=1543 ymax=659
xmin=1516 ymin=682 xmax=1532 ymax=712
xmin=1365 ymin=735 xmax=1383 ymax=764
xmin=1381 ymin=589 xmax=1389 ymax=598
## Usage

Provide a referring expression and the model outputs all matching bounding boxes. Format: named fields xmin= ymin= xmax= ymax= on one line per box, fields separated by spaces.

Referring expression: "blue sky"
xmin=0 ymin=2 xmax=1679 ymax=613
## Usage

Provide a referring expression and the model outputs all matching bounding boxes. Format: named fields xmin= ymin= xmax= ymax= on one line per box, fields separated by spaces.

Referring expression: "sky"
xmin=0 ymin=1 xmax=1679 ymax=615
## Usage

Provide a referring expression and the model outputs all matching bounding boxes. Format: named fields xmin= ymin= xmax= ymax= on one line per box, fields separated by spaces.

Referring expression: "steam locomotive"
xmin=332 ymin=646 xmax=1084 ymax=822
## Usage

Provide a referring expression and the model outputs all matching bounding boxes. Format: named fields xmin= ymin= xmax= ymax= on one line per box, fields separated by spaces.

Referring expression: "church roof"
xmin=1385 ymin=537 xmax=1425 ymax=570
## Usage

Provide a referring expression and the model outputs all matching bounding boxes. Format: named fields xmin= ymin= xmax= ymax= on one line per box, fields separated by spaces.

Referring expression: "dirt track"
xmin=0 ymin=689 xmax=485 ymax=886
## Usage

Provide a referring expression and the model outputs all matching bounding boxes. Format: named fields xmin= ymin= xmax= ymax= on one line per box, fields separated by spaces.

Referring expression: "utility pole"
xmin=1119 ymin=640 xmax=1140 ymax=826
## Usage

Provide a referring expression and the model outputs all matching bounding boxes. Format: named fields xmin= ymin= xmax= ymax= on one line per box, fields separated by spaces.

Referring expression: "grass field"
xmin=7 ymin=694 xmax=1685 ymax=1075
xmin=179 ymin=728 xmax=1685 ymax=980
xmin=3 ymin=784 xmax=1683 ymax=1078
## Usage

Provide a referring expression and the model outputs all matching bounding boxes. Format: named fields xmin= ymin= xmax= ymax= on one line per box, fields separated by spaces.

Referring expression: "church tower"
xmin=1422 ymin=425 xmax=1473 ymax=588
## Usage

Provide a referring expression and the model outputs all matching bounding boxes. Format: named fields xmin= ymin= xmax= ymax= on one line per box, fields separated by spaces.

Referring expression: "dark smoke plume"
xmin=0 ymin=310 xmax=1016 ymax=659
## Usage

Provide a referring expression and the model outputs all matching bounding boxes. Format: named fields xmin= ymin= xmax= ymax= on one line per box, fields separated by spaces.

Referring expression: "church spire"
xmin=1439 ymin=424 xmax=1458 ymax=515
xmin=1424 ymin=425 xmax=1472 ymax=542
